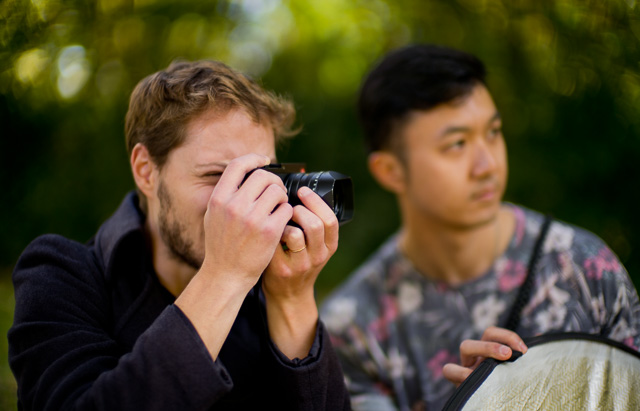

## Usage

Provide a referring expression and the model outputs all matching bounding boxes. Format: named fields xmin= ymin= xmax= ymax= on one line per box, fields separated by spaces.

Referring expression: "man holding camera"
xmin=9 ymin=60 xmax=350 ymax=410
xmin=320 ymin=44 xmax=640 ymax=410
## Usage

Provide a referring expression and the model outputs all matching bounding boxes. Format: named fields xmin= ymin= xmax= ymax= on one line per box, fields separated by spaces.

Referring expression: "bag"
xmin=442 ymin=332 xmax=640 ymax=410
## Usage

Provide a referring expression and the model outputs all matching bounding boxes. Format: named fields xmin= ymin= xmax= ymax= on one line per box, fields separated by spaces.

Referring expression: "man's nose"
xmin=471 ymin=140 xmax=497 ymax=178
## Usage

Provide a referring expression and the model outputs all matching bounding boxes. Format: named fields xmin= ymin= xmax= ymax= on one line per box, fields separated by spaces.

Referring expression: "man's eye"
xmin=488 ymin=127 xmax=502 ymax=139
xmin=446 ymin=140 xmax=465 ymax=151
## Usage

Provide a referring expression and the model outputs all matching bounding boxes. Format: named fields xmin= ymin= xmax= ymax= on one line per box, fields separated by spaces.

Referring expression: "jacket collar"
xmin=92 ymin=191 xmax=148 ymax=277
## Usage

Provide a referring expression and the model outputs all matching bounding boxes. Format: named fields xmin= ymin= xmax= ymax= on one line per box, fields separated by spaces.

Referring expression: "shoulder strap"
xmin=504 ymin=214 xmax=553 ymax=332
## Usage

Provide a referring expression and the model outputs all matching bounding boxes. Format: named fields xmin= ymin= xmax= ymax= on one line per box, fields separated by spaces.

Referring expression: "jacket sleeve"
xmin=8 ymin=235 xmax=232 ymax=411
xmin=262 ymin=317 xmax=352 ymax=410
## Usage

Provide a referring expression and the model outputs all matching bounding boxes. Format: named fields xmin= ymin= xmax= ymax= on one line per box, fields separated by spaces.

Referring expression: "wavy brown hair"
xmin=125 ymin=60 xmax=298 ymax=210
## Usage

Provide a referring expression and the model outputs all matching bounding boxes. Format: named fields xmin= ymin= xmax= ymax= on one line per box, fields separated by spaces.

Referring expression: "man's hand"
xmin=443 ymin=327 xmax=528 ymax=386
xmin=262 ymin=186 xmax=340 ymax=359
xmin=200 ymin=154 xmax=293 ymax=285
xmin=176 ymin=154 xmax=293 ymax=360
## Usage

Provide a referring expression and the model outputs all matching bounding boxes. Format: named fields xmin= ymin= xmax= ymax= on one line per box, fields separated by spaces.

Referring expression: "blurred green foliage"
xmin=2 ymin=0 xmax=640 ymax=405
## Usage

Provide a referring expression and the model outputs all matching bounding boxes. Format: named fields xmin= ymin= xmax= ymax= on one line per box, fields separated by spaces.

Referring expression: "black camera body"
xmin=250 ymin=163 xmax=354 ymax=225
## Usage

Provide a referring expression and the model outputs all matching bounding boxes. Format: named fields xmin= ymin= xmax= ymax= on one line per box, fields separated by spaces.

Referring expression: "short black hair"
xmin=358 ymin=44 xmax=487 ymax=154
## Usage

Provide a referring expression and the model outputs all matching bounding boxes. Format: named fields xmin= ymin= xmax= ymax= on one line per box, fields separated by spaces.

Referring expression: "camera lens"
xmin=282 ymin=171 xmax=354 ymax=225
xmin=243 ymin=164 xmax=354 ymax=225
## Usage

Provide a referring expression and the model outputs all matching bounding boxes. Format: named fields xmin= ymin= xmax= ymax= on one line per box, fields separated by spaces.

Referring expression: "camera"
xmin=246 ymin=163 xmax=354 ymax=225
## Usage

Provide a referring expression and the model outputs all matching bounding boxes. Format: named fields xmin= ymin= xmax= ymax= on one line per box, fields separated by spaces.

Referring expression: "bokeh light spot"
xmin=56 ymin=45 xmax=90 ymax=99
xmin=15 ymin=48 xmax=50 ymax=84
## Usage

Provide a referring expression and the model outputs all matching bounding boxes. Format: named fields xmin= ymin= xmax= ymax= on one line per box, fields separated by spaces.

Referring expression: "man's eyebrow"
xmin=439 ymin=125 xmax=470 ymax=139
xmin=193 ymin=161 xmax=228 ymax=170
xmin=438 ymin=111 xmax=502 ymax=139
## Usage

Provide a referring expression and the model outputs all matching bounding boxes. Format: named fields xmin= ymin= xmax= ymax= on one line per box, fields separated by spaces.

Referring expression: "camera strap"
xmin=503 ymin=214 xmax=553 ymax=332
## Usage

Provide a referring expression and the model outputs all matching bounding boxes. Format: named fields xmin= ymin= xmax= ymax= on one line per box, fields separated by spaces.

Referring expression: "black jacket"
xmin=9 ymin=192 xmax=350 ymax=410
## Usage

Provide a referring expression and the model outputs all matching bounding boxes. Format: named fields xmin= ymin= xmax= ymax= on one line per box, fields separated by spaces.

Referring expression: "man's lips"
xmin=472 ymin=185 xmax=498 ymax=201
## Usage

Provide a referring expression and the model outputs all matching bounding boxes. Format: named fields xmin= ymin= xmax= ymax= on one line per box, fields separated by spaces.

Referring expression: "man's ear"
xmin=368 ymin=151 xmax=406 ymax=194
xmin=130 ymin=143 xmax=157 ymax=198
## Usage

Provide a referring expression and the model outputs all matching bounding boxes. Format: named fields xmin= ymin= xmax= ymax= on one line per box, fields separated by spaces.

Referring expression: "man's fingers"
xmin=237 ymin=169 xmax=287 ymax=203
xmin=281 ymin=225 xmax=307 ymax=255
xmin=459 ymin=340 xmax=513 ymax=367
xmin=296 ymin=187 xmax=339 ymax=253
xmin=210 ymin=154 xmax=292 ymax=226
xmin=290 ymin=205 xmax=324 ymax=255
xmin=442 ymin=363 xmax=472 ymax=386
xmin=447 ymin=328 xmax=527 ymax=389
xmin=481 ymin=326 xmax=528 ymax=353
xmin=248 ymin=183 xmax=290 ymax=217
xmin=213 ymin=154 xmax=272 ymax=197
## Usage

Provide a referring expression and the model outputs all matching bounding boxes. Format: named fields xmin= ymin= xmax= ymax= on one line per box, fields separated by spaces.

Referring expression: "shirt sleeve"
xmin=321 ymin=294 xmax=400 ymax=411
xmin=584 ymin=243 xmax=640 ymax=350
xmin=556 ymin=226 xmax=640 ymax=350
xmin=9 ymin=235 xmax=232 ymax=411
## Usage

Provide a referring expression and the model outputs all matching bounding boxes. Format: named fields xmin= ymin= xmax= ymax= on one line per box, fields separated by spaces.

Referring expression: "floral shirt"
xmin=320 ymin=204 xmax=640 ymax=411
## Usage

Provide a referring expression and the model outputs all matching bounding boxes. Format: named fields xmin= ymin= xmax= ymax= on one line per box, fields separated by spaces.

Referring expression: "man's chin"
xmin=170 ymin=249 xmax=204 ymax=271
xmin=457 ymin=203 xmax=502 ymax=230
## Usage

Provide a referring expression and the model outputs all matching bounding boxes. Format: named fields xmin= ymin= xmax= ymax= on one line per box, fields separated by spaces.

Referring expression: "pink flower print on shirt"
xmin=584 ymin=247 xmax=621 ymax=280
xmin=624 ymin=336 xmax=638 ymax=351
xmin=427 ymin=349 xmax=459 ymax=380
xmin=496 ymin=259 xmax=527 ymax=292
xmin=368 ymin=295 xmax=399 ymax=341
xmin=511 ymin=206 xmax=526 ymax=246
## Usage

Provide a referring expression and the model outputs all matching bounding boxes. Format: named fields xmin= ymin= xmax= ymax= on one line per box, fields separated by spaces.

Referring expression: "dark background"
xmin=2 ymin=0 xmax=640 ymax=407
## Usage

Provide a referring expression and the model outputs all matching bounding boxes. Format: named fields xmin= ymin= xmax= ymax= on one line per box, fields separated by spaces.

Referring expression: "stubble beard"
xmin=157 ymin=180 xmax=203 ymax=270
